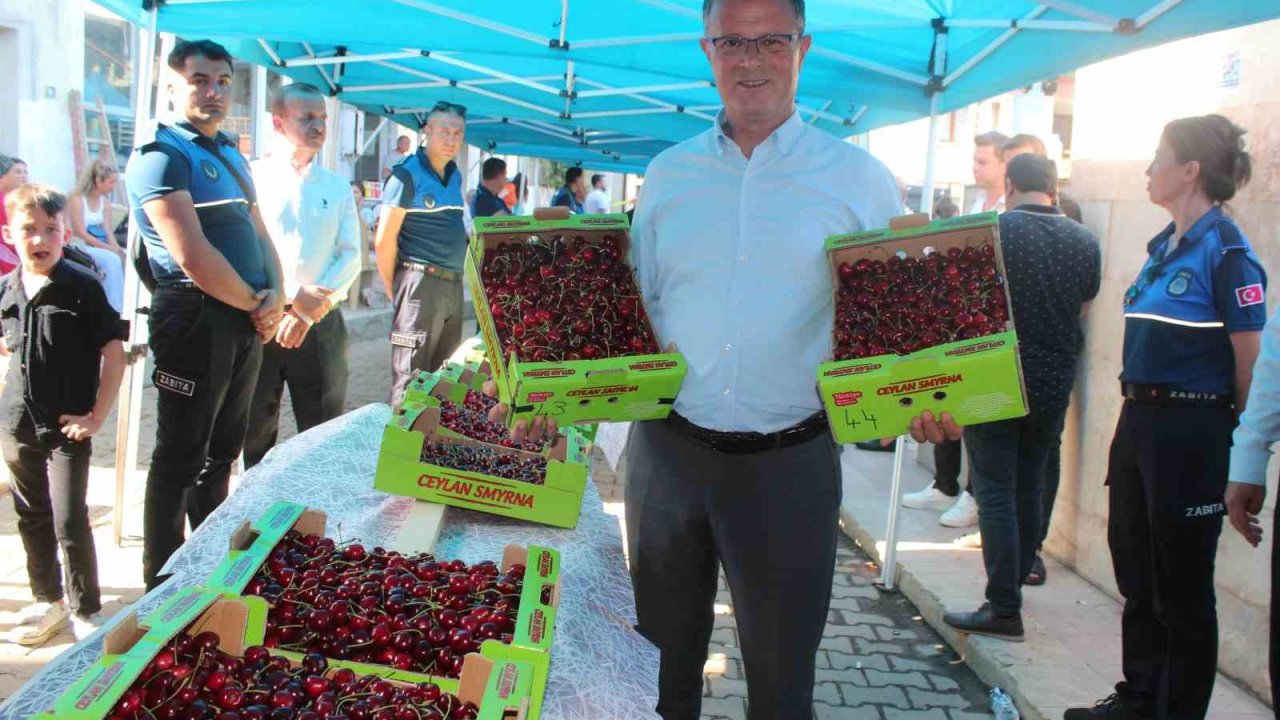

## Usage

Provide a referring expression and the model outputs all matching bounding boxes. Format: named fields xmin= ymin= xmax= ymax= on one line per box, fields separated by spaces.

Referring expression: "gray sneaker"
xmin=72 ymin=612 xmax=107 ymax=641
xmin=17 ymin=600 xmax=70 ymax=647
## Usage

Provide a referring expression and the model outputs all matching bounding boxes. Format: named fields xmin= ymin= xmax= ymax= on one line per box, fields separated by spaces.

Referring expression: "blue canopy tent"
xmin=98 ymin=0 xmax=1280 ymax=559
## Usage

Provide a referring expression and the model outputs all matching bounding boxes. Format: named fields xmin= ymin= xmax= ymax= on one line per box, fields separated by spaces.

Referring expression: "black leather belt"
xmin=666 ymin=411 xmax=828 ymax=454
xmin=1122 ymin=383 xmax=1233 ymax=408
xmin=400 ymin=260 xmax=459 ymax=281
xmin=156 ymin=282 xmax=205 ymax=294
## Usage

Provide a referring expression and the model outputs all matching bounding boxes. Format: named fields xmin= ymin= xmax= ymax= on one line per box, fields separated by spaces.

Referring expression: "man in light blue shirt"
xmin=246 ymin=83 xmax=361 ymax=468
xmin=620 ymin=0 xmax=955 ymax=718
xmin=1226 ymin=304 xmax=1280 ymax=712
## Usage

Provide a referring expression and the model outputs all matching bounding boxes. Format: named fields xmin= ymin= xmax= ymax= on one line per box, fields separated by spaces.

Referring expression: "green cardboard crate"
xmin=817 ymin=213 xmax=1029 ymax=443
xmin=202 ymin=501 xmax=562 ymax=716
xmin=32 ymin=588 xmax=267 ymax=719
xmin=467 ymin=212 xmax=686 ymax=426
xmin=376 ymin=402 xmax=590 ymax=528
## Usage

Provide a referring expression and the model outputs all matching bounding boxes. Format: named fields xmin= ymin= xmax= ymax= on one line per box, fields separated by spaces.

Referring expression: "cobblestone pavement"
xmin=0 ymin=322 xmax=995 ymax=718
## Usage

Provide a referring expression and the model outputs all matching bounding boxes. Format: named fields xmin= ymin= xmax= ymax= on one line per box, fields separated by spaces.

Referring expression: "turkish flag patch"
xmin=1236 ymin=283 xmax=1265 ymax=308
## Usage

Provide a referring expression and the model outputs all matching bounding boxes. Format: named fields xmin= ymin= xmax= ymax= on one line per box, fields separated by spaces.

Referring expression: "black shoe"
xmin=855 ymin=439 xmax=895 ymax=452
xmin=1064 ymin=693 xmax=1152 ymax=720
xmin=943 ymin=603 xmax=1024 ymax=642
xmin=1025 ymin=555 xmax=1047 ymax=586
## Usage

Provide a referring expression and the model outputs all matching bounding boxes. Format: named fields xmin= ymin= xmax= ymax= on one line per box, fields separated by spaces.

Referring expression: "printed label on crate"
xmin=945 ymin=340 xmax=1006 ymax=357
xmin=73 ymin=661 xmax=128 ymax=710
xmin=566 ymin=385 xmax=638 ymax=398
xmin=529 ymin=610 xmax=546 ymax=644
xmin=877 ymin=373 xmax=964 ymax=396
xmin=527 ymin=392 xmax=554 ymax=403
xmin=538 ymin=550 xmax=554 ymax=577
xmin=628 ymin=359 xmax=679 ymax=372
xmin=822 ymin=363 xmax=883 ymax=378
xmin=498 ymin=663 xmax=520 ymax=699
xmin=159 ymin=591 xmax=205 ymax=624
xmin=218 ymin=553 xmax=259 ymax=588
xmin=417 ymin=473 xmax=537 ymax=509
xmin=265 ymin=503 xmax=302 ymax=530
xmin=524 ymin=368 xmax=575 ymax=379
xmin=832 ymin=391 xmax=864 ymax=406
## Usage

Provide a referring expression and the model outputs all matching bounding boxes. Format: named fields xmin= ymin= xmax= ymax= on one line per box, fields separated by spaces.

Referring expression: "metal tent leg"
xmin=877 ymin=435 xmax=908 ymax=591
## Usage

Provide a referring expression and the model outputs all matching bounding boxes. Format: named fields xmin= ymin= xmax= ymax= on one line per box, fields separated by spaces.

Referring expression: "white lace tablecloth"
xmin=0 ymin=404 xmax=659 ymax=720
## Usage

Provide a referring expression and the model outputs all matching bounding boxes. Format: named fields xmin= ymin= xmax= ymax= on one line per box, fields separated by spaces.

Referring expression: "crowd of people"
xmin=0 ymin=1 xmax=1276 ymax=719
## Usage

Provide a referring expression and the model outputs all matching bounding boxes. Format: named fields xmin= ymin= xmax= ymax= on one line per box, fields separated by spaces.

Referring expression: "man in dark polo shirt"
xmin=375 ymin=101 xmax=469 ymax=405
xmin=126 ymin=39 xmax=285 ymax=590
xmin=471 ymin=158 xmax=511 ymax=218
xmin=550 ymin=167 xmax=585 ymax=213
xmin=944 ymin=153 xmax=1101 ymax=640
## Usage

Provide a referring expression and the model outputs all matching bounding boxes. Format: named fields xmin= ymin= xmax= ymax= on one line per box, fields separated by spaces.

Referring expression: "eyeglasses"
xmin=431 ymin=101 xmax=468 ymax=118
xmin=706 ymin=33 xmax=802 ymax=56
xmin=1124 ymin=262 xmax=1163 ymax=306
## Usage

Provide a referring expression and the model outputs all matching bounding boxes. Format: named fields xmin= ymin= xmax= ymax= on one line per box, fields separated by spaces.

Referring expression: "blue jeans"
xmin=964 ymin=403 xmax=1068 ymax=615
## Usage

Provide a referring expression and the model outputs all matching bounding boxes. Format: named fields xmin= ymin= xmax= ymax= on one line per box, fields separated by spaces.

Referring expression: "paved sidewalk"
xmin=839 ymin=443 xmax=1273 ymax=720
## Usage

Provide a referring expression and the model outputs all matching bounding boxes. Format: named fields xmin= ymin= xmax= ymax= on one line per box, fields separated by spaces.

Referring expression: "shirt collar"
xmin=1009 ymin=203 xmax=1063 ymax=216
xmin=712 ymin=108 xmax=806 ymax=158
xmin=1146 ymin=205 xmax=1223 ymax=256
xmin=171 ymin=121 xmax=236 ymax=149
xmin=415 ymin=148 xmax=457 ymax=184
xmin=265 ymin=151 xmax=317 ymax=180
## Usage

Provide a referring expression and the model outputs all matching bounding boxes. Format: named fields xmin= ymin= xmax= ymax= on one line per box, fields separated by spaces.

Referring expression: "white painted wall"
xmin=0 ymin=0 xmax=87 ymax=191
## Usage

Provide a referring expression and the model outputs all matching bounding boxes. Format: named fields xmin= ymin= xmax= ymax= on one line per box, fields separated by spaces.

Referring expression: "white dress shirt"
xmin=631 ymin=110 xmax=902 ymax=433
xmin=969 ymin=190 xmax=1005 ymax=214
xmin=585 ymin=188 xmax=611 ymax=214
xmin=251 ymin=154 xmax=362 ymax=301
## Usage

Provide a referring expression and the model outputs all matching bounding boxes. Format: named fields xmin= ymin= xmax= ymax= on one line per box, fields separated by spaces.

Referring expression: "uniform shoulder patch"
xmin=1236 ymin=283 xmax=1265 ymax=308
xmin=1215 ymin=219 xmax=1247 ymax=252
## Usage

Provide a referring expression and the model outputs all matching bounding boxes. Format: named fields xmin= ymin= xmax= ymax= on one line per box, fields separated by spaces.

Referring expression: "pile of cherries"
xmin=420 ymin=443 xmax=548 ymax=484
xmin=244 ymin=531 xmax=527 ymax=679
xmin=462 ymin=390 xmax=496 ymax=415
xmin=480 ymin=235 xmax=660 ymax=362
xmin=107 ymin=631 xmax=479 ymax=720
xmin=834 ymin=244 xmax=1008 ymax=360
xmin=438 ymin=400 xmax=546 ymax=453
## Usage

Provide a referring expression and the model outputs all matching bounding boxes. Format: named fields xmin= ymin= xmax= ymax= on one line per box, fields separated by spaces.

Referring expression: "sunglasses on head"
xmin=431 ymin=101 xmax=467 ymax=117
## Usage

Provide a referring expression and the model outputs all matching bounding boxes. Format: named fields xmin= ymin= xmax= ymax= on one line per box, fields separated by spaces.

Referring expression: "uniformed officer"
xmin=126 ymin=39 xmax=285 ymax=590
xmin=1066 ymin=115 xmax=1266 ymax=720
xmin=245 ymin=82 xmax=361 ymax=468
xmin=374 ymin=101 xmax=468 ymax=405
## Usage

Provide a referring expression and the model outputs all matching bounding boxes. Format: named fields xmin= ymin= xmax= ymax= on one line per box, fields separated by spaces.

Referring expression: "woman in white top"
xmin=67 ymin=159 xmax=125 ymax=313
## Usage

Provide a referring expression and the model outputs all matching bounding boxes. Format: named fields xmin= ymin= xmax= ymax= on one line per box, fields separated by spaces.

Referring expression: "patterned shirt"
xmin=1000 ymin=204 xmax=1102 ymax=412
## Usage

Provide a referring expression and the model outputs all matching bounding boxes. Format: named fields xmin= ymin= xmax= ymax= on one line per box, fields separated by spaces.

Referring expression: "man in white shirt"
xmin=969 ymin=130 xmax=1009 ymax=214
xmin=617 ymin=0 xmax=960 ymax=717
xmin=246 ymin=83 xmax=361 ymax=468
xmin=383 ymin=134 xmax=411 ymax=181
xmin=583 ymin=173 xmax=610 ymax=214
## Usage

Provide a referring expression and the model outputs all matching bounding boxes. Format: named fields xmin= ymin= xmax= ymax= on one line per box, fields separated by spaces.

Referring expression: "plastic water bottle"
xmin=991 ymin=688 xmax=1020 ymax=720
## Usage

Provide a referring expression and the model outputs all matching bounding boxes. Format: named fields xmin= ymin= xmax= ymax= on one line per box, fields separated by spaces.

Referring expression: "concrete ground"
xmin=838 ymin=442 xmax=1273 ymax=720
xmin=0 ymin=309 xmax=998 ymax=719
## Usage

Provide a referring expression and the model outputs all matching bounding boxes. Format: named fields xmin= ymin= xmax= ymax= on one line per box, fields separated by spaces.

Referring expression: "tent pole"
xmin=113 ymin=4 xmax=159 ymax=547
xmin=920 ymin=94 xmax=941 ymax=216
xmin=878 ymin=436 xmax=908 ymax=590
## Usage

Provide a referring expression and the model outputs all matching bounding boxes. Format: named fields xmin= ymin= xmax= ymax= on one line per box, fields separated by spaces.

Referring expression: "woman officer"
xmin=1067 ymin=115 xmax=1266 ymax=720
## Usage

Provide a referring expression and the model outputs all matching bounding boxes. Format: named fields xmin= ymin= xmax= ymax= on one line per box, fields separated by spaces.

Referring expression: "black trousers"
xmin=1040 ymin=441 xmax=1062 ymax=547
xmin=143 ymin=290 xmax=262 ymax=590
xmin=1107 ymin=401 xmax=1232 ymax=720
xmin=243 ymin=311 xmax=349 ymax=468
xmin=1 ymin=413 xmax=99 ymax=616
xmin=624 ymin=420 xmax=841 ymax=720
xmin=964 ymin=402 xmax=1067 ymax=615
xmin=389 ymin=267 xmax=462 ymax=406
xmin=934 ymin=438 xmax=963 ymax=496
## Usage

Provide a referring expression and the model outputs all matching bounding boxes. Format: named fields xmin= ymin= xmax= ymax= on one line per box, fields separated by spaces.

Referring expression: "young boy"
xmin=0 ymin=184 xmax=127 ymax=645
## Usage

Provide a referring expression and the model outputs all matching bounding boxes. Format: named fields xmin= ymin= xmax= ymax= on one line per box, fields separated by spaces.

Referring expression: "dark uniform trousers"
xmin=1272 ymin=496 xmax=1279 ymax=715
xmin=1107 ymin=401 xmax=1233 ymax=720
xmin=1 ymin=413 xmax=98 ymax=616
xmin=243 ymin=310 xmax=349 ymax=468
xmin=389 ymin=266 xmax=462 ymax=405
xmin=624 ymin=420 xmax=842 ymax=720
xmin=143 ymin=289 xmax=262 ymax=590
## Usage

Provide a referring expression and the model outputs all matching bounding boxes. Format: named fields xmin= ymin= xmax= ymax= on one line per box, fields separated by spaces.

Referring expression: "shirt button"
xmin=724 ymin=343 xmax=733 ymax=351
xmin=739 ymin=254 xmax=749 ymax=261
xmin=722 ymin=387 xmax=731 ymax=395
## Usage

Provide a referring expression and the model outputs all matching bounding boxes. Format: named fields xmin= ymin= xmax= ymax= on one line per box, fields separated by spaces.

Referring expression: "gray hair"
xmin=703 ymin=0 xmax=806 ymax=31
xmin=270 ymin=82 xmax=325 ymax=115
